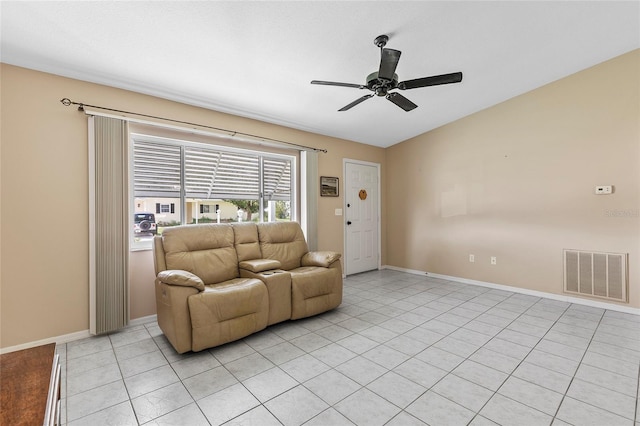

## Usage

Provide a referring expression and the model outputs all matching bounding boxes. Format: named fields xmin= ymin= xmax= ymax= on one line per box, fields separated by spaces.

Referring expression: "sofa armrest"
xmin=301 ymin=251 xmax=341 ymax=268
xmin=239 ymin=259 xmax=282 ymax=273
xmin=157 ymin=270 xmax=205 ymax=292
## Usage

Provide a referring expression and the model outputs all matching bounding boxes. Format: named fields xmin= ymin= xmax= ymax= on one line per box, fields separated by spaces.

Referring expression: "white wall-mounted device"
xmin=594 ymin=185 xmax=613 ymax=195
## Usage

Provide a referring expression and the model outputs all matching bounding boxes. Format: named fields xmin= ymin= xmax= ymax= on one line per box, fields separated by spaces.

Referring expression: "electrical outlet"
xmin=469 ymin=254 xmax=475 ymax=263
xmin=491 ymin=256 xmax=497 ymax=265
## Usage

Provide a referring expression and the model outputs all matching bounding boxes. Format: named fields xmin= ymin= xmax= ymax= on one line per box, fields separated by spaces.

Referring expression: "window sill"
xmin=130 ymin=243 xmax=153 ymax=252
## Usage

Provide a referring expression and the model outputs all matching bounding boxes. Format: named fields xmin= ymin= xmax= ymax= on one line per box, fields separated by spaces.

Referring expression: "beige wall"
xmin=386 ymin=50 xmax=640 ymax=308
xmin=2 ymin=49 xmax=637 ymax=350
xmin=0 ymin=64 xmax=386 ymax=349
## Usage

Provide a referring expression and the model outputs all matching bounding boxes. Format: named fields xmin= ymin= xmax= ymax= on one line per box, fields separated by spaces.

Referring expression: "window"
xmin=158 ymin=203 xmax=173 ymax=213
xmin=131 ymin=133 xmax=296 ymax=248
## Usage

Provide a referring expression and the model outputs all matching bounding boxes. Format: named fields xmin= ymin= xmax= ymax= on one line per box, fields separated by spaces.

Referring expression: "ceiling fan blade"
xmin=311 ymin=80 xmax=366 ymax=89
xmin=386 ymin=92 xmax=418 ymax=112
xmin=338 ymin=94 xmax=374 ymax=112
xmin=378 ymin=48 xmax=401 ymax=81
xmin=398 ymin=72 xmax=463 ymax=90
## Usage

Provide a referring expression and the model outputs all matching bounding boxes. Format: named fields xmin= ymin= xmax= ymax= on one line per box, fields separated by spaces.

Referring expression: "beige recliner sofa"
xmin=152 ymin=221 xmax=342 ymax=353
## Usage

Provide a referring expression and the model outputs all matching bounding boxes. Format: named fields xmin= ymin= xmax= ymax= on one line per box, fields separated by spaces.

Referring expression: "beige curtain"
xmin=301 ymin=150 xmax=318 ymax=251
xmin=89 ymin=116 xmax=129 ymax=334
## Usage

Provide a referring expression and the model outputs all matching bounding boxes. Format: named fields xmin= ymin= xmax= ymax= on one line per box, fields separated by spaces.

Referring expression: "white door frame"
xmin=343 ymin=158 xmax=382 ymax=275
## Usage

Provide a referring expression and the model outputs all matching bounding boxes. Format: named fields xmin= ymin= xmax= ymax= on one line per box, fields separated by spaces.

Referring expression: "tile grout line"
xmin=635 ymin=352 xmax=640 ymax=425
xmin=336 ymin=281 xmax=533 ymax=424
xmin=110 ymin=333 xmax=139 ymax=425
xmin=547 ymin=305 xmax=604 ymax=424
xmin=548 ymin=308 xmax=640 ymax=424
xmin=153 ymin=323 xmax=211 ymax=426
xmin=463 ymin=294 xmax=574 ymax=425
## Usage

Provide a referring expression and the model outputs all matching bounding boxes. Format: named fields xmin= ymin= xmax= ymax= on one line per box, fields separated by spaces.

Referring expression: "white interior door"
xmin=345 ymin=161 xmax=379 ymax=275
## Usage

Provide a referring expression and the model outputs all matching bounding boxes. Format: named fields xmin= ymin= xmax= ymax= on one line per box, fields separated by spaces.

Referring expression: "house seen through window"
xmin=131 ymin=134 xmax=295 ymax=247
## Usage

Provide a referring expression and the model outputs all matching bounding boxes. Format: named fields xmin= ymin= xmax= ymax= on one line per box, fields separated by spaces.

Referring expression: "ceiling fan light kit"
xmin=311 ymin=34 xmax=463 ymax=112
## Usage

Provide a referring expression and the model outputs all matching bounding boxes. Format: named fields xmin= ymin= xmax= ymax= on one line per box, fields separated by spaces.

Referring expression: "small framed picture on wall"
xmin=320 ymin=176 xmax=339 ymax=197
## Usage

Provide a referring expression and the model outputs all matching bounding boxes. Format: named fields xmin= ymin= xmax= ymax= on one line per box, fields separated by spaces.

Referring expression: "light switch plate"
xmin=335 ymin=209 xmax=343 ymax=216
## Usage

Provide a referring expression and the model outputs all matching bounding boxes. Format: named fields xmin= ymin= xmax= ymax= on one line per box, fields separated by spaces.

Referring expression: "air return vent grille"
xmin=563 ymin=249 xmax=628 ymax=303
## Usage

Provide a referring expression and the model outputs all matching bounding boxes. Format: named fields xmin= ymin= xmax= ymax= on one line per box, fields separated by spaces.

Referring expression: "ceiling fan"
xmin=311 ymin=34 xmax=463 ymax=112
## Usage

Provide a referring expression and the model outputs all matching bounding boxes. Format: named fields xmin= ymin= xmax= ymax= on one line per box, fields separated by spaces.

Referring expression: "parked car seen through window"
xmin=133 ymin=213 xmax=157 ymax=235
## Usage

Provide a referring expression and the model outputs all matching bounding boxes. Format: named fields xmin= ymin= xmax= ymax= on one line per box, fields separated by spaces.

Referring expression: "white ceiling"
xmin=1 ymin=1 xmax=638 ymax=147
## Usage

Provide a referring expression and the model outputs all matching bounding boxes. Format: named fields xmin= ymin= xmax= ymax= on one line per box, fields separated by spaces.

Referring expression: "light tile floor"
xmin=57 ymin=270 xmax=640 ymax=425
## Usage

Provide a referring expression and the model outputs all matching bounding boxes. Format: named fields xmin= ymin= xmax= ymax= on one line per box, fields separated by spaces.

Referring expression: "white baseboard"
xmin=0 ymin=314 xmax=159 ymax=355
xmin=128 ymin=314 xmax=158 ymax=327
xmin=382 ymin=265 xmax=640 ymax=316
xmin=0 ymin=329 xmax=91 ymax=355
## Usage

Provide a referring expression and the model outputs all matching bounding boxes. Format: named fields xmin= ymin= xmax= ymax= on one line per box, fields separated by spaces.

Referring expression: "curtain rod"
xmin=60 ymin=98 xmax=327 ymax=153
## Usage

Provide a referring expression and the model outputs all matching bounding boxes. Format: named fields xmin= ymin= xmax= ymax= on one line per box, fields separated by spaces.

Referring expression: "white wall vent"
xmin=563 ymin=249 xmax=628 ymax=303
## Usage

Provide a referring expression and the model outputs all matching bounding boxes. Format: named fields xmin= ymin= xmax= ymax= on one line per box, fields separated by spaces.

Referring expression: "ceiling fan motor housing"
xmin=366 ymin=71 xmax=398 ymax=96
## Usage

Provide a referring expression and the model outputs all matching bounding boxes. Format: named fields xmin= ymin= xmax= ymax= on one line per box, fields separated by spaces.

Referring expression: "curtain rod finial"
xmin=61 ymin=98 xmax=72 ymax=106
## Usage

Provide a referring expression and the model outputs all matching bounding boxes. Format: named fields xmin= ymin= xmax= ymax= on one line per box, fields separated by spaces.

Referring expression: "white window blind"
xmin=185 ymin=146 xmax=260 ymax=199
xmin=264 ymin=157 xmax=292 ymax=201
xmin=133 ymin=140 xmax=181 ymax=198
xmin=134 ymin=138 xmax=293 ymax=202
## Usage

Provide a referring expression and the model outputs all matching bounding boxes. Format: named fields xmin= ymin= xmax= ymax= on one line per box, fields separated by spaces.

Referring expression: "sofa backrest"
xmin=153 ymin=221 xmax=311 ymax=281
xmin=231 ymin=223 xmax=262 ymax=261
xmin=158 ymin=223 xmax=239 ymax=285
xmin=257 ymin=222 xmax=309 ymax=270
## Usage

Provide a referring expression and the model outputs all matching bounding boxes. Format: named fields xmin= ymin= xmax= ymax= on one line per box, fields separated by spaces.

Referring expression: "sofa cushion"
xmin=289 ymin=266 xmax=342 ymax=319
xmin=161 ymin=224 xmax=238 ymax=284
xmin=257 ymin=222 xmax=309 ymax=270
xmin=232 ymin=223 xmax=262 ymax=261
xmin=188 ymin=278 xmax=269 ymax=352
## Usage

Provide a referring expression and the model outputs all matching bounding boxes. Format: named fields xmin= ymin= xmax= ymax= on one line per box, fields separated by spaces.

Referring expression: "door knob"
xmin=347 ymin=221 xmax=352 ymax=225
